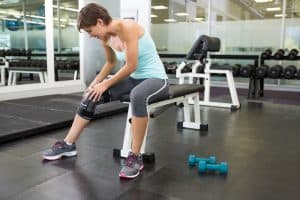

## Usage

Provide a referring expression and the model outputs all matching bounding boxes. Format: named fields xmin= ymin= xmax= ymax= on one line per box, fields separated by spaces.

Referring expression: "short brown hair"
xmin=77 ymin=3 xmax=112 ymax=31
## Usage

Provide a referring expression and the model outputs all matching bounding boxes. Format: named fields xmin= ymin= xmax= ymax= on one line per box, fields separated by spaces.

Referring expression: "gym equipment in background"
xmin=255 ymin=64 xmax=269 ymax=79
xmin=282 ymin=65 xmax=297 ymax=79
xmin=176 ymin=35 xmax=240 ymax=111
xmin=261 ymin=49 xmax=272 ymax=59
xmin=268 ymin=65 xmax=283 ymax=79
xmin=239 ymin=64 xmax=255 ymax=78
xmin=287 ymin=49 xmax=299 ymax=60
xmin=273 ymin=49 xmax=285 ymax=60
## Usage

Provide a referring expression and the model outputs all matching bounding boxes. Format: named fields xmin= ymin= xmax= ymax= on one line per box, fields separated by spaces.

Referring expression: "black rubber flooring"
xmin=0 ymin=94 xmax=128 ymax=143
xmin=0 ymin=97 xmax=299 ymax=200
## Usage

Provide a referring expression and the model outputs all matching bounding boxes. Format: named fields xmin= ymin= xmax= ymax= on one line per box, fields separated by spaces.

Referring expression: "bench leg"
xmin=7 ymin=71 xmax=12 ymax=86
xmin=181 ymin=93 xmax=208 ymax=131
xmin=39 ymin=72 xmax=45 ymax=83
xmin=226 ymin=71 xmax=240 ymax=109
xmin=193 ymin=94 xmax=200 ymax=124
xmin=0 ymin=68 xmax=4 ymax=86
xmin=43 ymin=72 xmax=48 ymax=82
xmin=12 ymin=72 xmax=17 ymax=85
xmin=74 ymin=70 xmax=78 ymax=80
xmin=121 ymin=104 xmax=133 ymax=157
xmin=203 ymin=73 xmax=211 ymax=103
xmin=183 ymin=97 xmax=191 ymax=123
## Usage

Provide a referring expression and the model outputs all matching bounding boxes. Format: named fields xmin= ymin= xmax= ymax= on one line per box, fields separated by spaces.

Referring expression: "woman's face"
xmin=84 ymin=19 xmax=107 ymax=40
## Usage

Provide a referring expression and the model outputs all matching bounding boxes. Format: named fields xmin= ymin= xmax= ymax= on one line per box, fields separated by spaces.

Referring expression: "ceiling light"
xmin=194 ymin=17 xmax=204 ymax=21
xmin=151 ymin=14 xmax=158 ymax=18
xmin=274 ymin=14 xmax=286 ymax=17
xmin=164 ymin=19 xmax=176 ymax=22
xmin=175 ymin=12 xmax=189 ymax=16
xmin=52 ymin=5 xmax=79 ymax=12
xmin=2 ymin=17 xmax=18 ymax=21
xmin=26 ymin=14 xmax=45 ymax=19
xmin=151 ymin=5 xmax=168 ymax=10
xmin=255 ymin=0 xmax=272 ymax=3
xmin=27 ymin=20 xmax=45 ymax=25
xmin=266 ymin=7 xmax=281 ymax=11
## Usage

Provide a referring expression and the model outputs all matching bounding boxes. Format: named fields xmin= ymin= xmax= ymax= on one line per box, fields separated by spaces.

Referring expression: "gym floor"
xmin=0 ymin=92 xmax=300 ymax=200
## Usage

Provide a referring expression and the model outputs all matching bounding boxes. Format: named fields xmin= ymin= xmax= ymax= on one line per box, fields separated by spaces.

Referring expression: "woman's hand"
xmin=87 ymin=80 xmax=109 ymax=102
xmin=87 ymin=78 xmax=99 ymax=92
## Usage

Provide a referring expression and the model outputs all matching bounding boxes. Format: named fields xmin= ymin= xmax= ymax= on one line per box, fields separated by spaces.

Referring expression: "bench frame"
xmin=7 ymin=70 xmax=48 ymax=85
xmin=119 ymin=90 xmax=208 ymax=158
xmin=176 ymin=59 xmax=240 ymax=110
xmin=0 ymin=57 xmax=8 ymax=86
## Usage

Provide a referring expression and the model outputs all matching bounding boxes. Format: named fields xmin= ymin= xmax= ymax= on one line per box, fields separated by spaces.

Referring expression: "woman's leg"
xmin=64 ymin=114 xmax=90 ymax=144
xmin=130 ymin=78 xmax=169 ymax=155
xmin=42 ymin=91 xmax=100 ymax=160
xmin=130 ymin=116 xmax=148 ymax=155
xmin=43 ymin=77 xmax=136 ymax=160
xmin=119 ymin=78 xmax=169 ymax=178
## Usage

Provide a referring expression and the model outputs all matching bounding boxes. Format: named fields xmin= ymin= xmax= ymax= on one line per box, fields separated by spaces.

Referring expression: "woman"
xmin=43 ymin=3 xmax=169 ymax=179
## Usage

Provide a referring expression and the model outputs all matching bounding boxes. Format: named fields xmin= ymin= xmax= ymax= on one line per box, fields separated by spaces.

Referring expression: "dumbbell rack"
xmin=30 ymin=53 xmax=79 ymax=81
xmin=210 ymin=54 xmax=259 ymax=98
xmin=258 ymin=55 xmax=300 ymax=97
xmin=5 ymin=50 xmax=36 ymax=85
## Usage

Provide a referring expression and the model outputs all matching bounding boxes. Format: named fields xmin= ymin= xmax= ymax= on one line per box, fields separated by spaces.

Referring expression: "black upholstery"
xmin=120 ymin=84 xmax=204 ymax=104
xmin=186 ymin=35 xmax=220 ymax=60
xmin=8 ymin=67 xmax=47 ymax=71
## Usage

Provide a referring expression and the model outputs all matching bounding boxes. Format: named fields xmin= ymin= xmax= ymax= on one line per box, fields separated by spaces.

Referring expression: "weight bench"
xmin=113 ymin=84 xmax=208 ymax=162
xmin=176 ymin=35 xmax=240 ymax=111
xmin=7 ymin=67 xmax=47 ymax=85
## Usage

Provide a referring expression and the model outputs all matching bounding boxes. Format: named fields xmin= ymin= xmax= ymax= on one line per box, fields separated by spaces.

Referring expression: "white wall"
xmin=120 ymin=0 xmax=151 ymax=32
xmin=1 ymin=27 xmax=79 ymax=51
xmin=151 ymin=18 xmax=300 ymax=54
xmin=152 ymin=22 xmax=208 ymax=53
xmin=81 ymin=0 xmax=120 ymax=84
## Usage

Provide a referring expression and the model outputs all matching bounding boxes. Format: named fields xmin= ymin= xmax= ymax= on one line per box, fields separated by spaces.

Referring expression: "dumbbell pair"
xmin=188 ymin=154 xmax=228 ymax=174
xmin=261 ymin=49 xmax=299 ymax=60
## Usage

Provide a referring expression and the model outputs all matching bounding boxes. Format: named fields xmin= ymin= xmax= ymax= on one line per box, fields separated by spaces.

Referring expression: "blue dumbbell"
xmin=188 ymin=154 xmax=217 ymax=166
xmin=198 ymin=160 xmax=228 ymax=174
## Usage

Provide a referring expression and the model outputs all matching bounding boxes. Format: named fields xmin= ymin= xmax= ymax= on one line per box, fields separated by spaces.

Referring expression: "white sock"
xmin=64 ymin=140 xmax=73 ymax=145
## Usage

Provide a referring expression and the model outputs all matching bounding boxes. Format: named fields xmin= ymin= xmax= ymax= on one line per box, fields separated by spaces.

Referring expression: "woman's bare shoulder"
xmin=119 ymin=20 xmax=143 ymax=38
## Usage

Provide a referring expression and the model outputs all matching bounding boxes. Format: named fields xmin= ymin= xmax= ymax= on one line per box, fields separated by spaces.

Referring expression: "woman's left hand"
xmin=87 ymin=80 xmax=109 ymax=102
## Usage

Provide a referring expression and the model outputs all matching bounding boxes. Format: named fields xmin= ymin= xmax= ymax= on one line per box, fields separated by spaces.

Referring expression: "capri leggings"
xmin=77 ymin=77 xmax=169 ymax=120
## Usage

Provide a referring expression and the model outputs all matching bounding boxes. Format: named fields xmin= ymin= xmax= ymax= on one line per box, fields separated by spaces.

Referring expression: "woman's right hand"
xmin=87 ymin=78 xmax=100 ymax=92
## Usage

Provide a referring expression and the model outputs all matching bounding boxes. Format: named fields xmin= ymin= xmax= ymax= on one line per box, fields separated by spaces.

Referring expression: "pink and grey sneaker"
xmin=119 ymin=152 xmax=144 ymax=179
xmin=42 ymin=141 xmax=77 ymax=160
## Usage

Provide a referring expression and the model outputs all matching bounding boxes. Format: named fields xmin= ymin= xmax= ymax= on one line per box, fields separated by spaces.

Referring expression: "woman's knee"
xmin=77 ymin=90 xmax=111 ymax=120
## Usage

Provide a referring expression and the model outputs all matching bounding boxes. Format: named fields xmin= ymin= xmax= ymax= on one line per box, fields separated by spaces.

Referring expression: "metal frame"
xmin=7 ymin=70 xmax=47 ymax=85
xmin=0 ymin=58 xmax=8 ymax=86
xmin=176 ymin=59 xmax=240 ymax=110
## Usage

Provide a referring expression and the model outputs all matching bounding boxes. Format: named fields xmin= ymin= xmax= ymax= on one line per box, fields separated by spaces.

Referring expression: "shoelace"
xmin=124 ymin=155 xmax=136 ymax=167
xmin=52 ymin=141 xmax=64 ymax=151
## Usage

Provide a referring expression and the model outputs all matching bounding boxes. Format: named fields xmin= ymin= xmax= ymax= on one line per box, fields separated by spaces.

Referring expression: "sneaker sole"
xmin=119 ymin=165 xmax=144 ymax=179
xmin=42 ymin=151 xmax=77 ymax=161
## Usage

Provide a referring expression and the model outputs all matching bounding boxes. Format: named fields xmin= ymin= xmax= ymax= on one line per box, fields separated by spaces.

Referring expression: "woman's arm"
xmin=87 ymin=21 xmax=140 ymax=101
xmin=94 ymin=42 xmax=117 ymax=83
xmin=102 ymin=22 xmax=139 ymax=89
